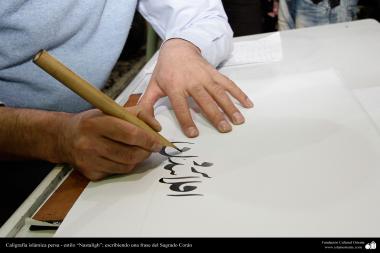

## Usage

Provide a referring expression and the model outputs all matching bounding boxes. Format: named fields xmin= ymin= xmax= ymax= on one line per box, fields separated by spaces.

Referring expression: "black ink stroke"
xmin=160 ymin=176 xmax=200 ymax=179
xmin=193 ymin=161 xmax=213 ymax=167
xmin=171 ymin=141 xmax=195 ymax=145
xmin=167 ymin=194 xmax=204 ymax=197
xmin=159 ymin=141 xmax=215 ymax=197
xmin=191 ymin=167 xmax=211 ymax=178
xmin=163 ymin=158 xmax=184 ymax=175
xmin=159 ymin=177 xmax=201 ymax=192
xmin=179 ymin=147 xmax=191 ymax=152
xmin=159 ymin=142 xmax=198 ymax=158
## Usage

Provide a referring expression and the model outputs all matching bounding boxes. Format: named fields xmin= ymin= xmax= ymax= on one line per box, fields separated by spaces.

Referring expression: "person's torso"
xmin=0 ymin=0 xmax=137 ymax=112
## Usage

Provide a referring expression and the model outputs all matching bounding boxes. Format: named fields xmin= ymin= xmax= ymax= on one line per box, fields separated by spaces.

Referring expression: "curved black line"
xmin=159 ymin=141 xmax=198 ymax=158
xmin=160 ymin=176 xmax=200 ymax=180
xmin=163 ymin=158 xmax=184 ymax=175
xmin=159 ymin=148 xmax=198 ymax=158
xmin=171 ymin=183 xmax=199 ymax=192
xmin=159 ymin=178 xmax=201 ymax=192
xmin=191 ymin=167 xmax=211 ymax=178
xmin=171 ymin=141 xmax=195 ymax=145
xmin=163 ymin=164 xmax=177 ymax=175
xmin=167 ymin=194 xmax=203 ymax=197
xmin=193 ymin=161 xmax=213 ymax=167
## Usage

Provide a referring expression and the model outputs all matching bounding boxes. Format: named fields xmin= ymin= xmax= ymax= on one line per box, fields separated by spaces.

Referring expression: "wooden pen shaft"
xmin=33 ymin=50 xmax=175 ymax=148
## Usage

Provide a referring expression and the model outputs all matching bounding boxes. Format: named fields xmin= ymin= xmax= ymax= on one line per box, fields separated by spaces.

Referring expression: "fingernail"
xmin=218 ymin=120 xmax=232 ymax=132
xmin=153 ymin=143 xmax=163 ymax=152
xmin=232 ymin=112 xmax=245 ymax=125
xmin=187 ymin=127 xmax=199 ymax=137
xmin=245 ymin=97 xmax=254 ymax=108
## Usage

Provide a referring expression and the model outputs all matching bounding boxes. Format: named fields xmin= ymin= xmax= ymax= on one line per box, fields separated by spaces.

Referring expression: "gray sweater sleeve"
xmin=0 ymin=0 xmax=137 ymax=112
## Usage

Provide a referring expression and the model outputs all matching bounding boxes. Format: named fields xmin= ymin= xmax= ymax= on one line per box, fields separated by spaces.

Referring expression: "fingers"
xmin=137 ymin=109 xmax=161 ymax=132
xmin=137 ymin=80 xmax=166 ymax=132
xmin=167 ymin=92 xmax=199 ymax=138
xmin=127 ymin=106 xmax=161 ymax=132
xmin=97 ymin=137 xmax=152 ymax=165
xmin=189 ymin=85 xmax=232 ymax=133
xmin=66 ymin=108 xmax=161 ymax=182
xmin=77 ymin=156 xmax=135 ymax=181
xmin=139 ymin=80 xmax=164 ymax=116
xmin=205 ymin=81 xmax=245 ymax=125
xmin=93 ymin=116 xmax=163 ymax=152
xmin=212 ymin=71 xmax=254 ymax=109
xmin=74 ymin=141 xmax=151 ymax=181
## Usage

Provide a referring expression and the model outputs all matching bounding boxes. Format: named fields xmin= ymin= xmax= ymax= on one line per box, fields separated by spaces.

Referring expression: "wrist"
xmin=0 ymin=108 xmax=73 ymax=163
xmin=50 ymin=112 xmax=74 ymax=164
xmin=161 ymin=38 xmax=201 ymax=55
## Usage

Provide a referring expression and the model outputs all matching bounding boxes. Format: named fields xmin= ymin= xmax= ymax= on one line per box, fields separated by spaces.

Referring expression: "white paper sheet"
xmin=56 ymin=69 xmax=380 ymax=237
xmin=352 ymin=86 xmax=380 ymax=131
xmin=221 ymin=32 xmax=283 ymax=67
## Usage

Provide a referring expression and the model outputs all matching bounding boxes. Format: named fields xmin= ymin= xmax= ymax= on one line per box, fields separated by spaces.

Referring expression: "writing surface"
xmin=56 ymin=69 xmax=380 ymax=237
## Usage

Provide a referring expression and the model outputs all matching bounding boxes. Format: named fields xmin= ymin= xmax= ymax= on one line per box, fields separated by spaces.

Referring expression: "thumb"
xmin=137 ymin=79 xmax=166 ymax=131
xmin=139 ymin=79 xmax=165 ymax=119
xmin=125 ymin=105 xmax=162 ymax=132
xmin=136 ymin=106 xmax=162 ymax=132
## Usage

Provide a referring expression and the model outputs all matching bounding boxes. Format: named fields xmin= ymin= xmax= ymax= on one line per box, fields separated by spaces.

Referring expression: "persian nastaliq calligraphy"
xmin=159 ymin=142 xmax=213 ymax=197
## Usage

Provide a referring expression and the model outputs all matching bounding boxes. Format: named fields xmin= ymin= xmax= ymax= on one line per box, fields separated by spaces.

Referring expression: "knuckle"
xmin=205 ymin=105 xmax=224 ymax=122
xmin=125 ymin=164 xmax=136 ymax=173
xmin=189 ymin=83 xmax=204 ymax=94
xmin=233 ymin=86 xmax=245 ymax=97
xmin=78 ymin=116 xmax=95 ymax=133
xmin=158 ymin=71 xmax=176 ymax=85
xmin=173 ymin=101 xmax=188 ymax=112
xmin=144 ymin=135 xmax=156 ymax=149
xmin=113 ymin=164 xmax=135 ymax=174
xmin=75 ymin=161 xmax=105 ymax=181
xmin=87 ymin=172 xmax=106 ymax=181
xmin=74 ymin=137 xmax=91 ymax=153
xmin=120 ymin=130 xmax=136 ymax=145
xmin=134 ymin=149 xmax=151 ymax=163
xmin=222 ymin=75 xmax=235 ymax=85
xmin=74 ymin=156 xmax=85 ymax=168
xmin=213 ymin=84 xmax=226 ymax=97
xmin=73 ymin=154 xmax=90 ymax=173
xmin=127 ymin=127 xmax=139 ymax=141
xmin=213 ymin=111 xmax=225 ymax=123
xmin=124 ymin=150 xmax=140 ymax=164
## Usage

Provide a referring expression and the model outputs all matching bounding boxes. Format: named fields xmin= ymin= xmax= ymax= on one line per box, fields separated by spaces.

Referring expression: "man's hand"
xmin=139 ymin=39 xmax=254 ymax=138
xmin=58 ymin=107 xmax=162 ymax=181
xmin=0 ymin=106 xmax=163 ymax=181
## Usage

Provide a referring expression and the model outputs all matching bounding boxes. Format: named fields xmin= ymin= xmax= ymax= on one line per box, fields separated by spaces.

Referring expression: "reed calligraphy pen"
xmin=33 ymin=50 xmax=178 ymax=150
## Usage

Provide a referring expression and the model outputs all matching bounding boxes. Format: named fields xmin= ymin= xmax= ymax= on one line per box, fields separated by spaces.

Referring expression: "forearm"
xmin=0 ymin=107 xmax=71 ymax=163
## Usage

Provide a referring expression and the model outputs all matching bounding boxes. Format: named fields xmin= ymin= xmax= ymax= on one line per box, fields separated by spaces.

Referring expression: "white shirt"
xmin=139 ymin=0 xmax=233 ymax=67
